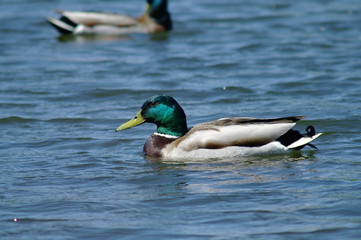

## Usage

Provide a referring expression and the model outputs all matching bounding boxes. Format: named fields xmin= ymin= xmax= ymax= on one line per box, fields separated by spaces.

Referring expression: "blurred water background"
xmin=1 ymin=0 xmax=361 ymax=239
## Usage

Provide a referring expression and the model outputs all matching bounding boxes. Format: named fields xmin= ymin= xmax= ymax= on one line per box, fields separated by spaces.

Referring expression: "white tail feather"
xmin=287 ymin=133 xmax=323 ymax=149
xmin=47 ymin=18 xmax=75 ymax=33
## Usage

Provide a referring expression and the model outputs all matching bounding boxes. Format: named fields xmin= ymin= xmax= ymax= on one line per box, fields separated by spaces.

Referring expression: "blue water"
xmin=1 ymin=0 xmax=361 ymax=239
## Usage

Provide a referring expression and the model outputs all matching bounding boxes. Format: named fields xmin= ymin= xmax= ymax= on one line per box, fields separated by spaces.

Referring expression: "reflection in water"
xmin=148 ymin=152 xmax=319 ymax=194
xmin=56 ymin=32 xmax=170 ymax=43
xmin=57 ymin=34 xmax=132 ymax=43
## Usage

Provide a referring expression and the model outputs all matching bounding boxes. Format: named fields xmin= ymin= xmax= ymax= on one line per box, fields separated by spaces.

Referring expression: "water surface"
xmin=1 ymin=0 xmax=361 ymax=239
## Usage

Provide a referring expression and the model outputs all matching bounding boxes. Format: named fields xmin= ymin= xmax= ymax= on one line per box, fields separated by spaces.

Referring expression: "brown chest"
xmin=143 ymin=134 xmax=177 ymax=158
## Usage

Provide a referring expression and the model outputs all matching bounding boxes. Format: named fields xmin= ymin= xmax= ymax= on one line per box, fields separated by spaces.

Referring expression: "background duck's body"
xmin=47 ymin=0 xmax=171 ymax=35
xmin=116 ymin=95 xmax=323 ymax=160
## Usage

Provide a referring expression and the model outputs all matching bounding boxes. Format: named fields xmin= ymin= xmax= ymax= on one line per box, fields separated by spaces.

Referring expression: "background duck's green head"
xmin=146 ymin=0 xmax=172 ymax=30
xmin=116 ymin=95 xmax=188 ymax=137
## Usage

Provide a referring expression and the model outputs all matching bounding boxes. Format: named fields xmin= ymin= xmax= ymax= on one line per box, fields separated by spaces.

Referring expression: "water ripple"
xmin=1 ymin=0 xmax=360 ymax=239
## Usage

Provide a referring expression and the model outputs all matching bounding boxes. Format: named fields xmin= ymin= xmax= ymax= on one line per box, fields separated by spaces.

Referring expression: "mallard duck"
xmin=116 ymin=95 xmax=323 ymax=159
xmin=47 ymin=0 xmax=171 ymax=35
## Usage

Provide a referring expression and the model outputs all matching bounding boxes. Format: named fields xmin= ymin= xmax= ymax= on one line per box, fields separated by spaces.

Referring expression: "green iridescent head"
xmin=116 ymin=95 xmax=188 ymax=137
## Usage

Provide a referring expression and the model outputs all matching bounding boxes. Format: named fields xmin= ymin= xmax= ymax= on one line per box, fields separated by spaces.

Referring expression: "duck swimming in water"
xmin=116 ymin=95 xmax=323 ymax=160
xmin=47 ymin=0 xmax=171 ymax=35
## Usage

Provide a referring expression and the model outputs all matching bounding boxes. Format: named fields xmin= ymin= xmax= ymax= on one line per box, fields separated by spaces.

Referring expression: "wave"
xmin=0 ymin=116 xmax=94 ymax=124
xmin=0 ymin=116 xmax=37 ymax=123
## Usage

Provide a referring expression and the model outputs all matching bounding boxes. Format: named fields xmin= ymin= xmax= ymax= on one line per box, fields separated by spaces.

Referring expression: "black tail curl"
xmin=277 ymin=125 xmax=318 ymax=150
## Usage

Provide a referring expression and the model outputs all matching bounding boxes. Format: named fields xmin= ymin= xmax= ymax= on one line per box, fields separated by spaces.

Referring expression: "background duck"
xmin=116 ymin=95 xmax=323 ymax=160
xmin=47 ymin=0 xmax=171 ymax=35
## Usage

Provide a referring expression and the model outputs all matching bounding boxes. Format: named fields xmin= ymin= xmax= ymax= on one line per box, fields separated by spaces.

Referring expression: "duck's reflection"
xmin=147 ymin=152 xmax=318 ymax=194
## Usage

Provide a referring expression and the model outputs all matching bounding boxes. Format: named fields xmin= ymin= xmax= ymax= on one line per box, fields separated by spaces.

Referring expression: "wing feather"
xmin=58 ymin=10 xmax=138 ymax=27
xmin=175 ymin=117 xmax=303 ymax=151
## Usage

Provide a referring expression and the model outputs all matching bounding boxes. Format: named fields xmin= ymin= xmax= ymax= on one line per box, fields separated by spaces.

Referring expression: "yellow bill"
xmin=116 ymin=110 xmax=145 ymax=132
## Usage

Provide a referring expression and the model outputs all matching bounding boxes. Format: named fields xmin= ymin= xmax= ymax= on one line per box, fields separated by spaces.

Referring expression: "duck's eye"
xmin=149 ymin=102 xmax=158 ymax=107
